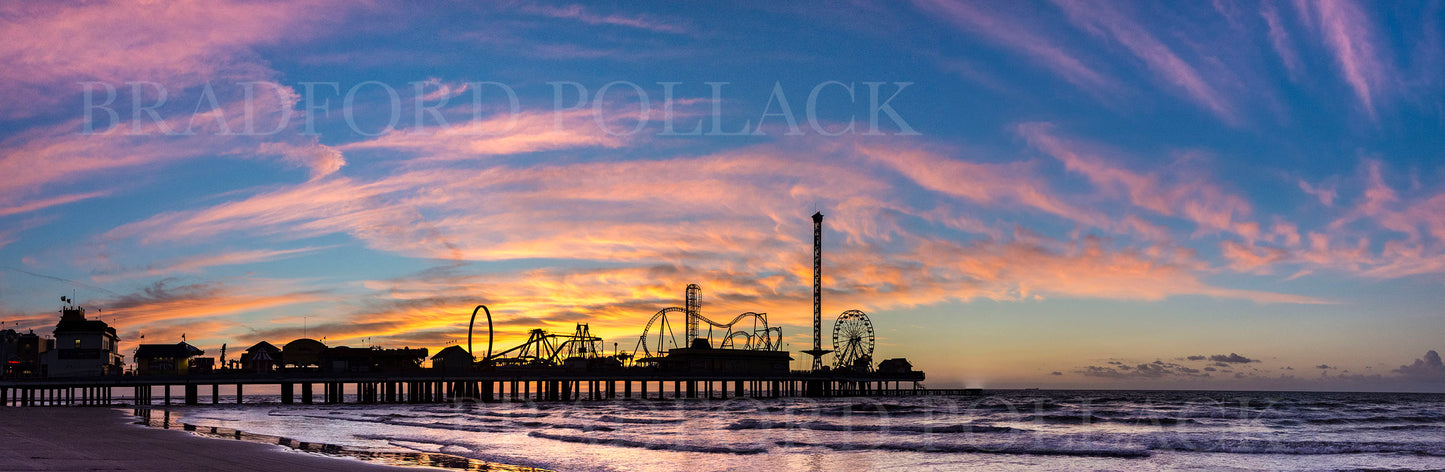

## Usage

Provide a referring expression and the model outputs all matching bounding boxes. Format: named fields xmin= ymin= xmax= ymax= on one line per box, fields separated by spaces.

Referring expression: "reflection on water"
xmin=131 ymin=408 xmax=547 ymax=471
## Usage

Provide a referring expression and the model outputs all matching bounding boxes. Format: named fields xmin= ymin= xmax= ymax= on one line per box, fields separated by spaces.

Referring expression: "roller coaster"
xmin=480 ymin=323 xmax=607 ymax=368
xmin=631 ymin=284 xmax=783 ymax=362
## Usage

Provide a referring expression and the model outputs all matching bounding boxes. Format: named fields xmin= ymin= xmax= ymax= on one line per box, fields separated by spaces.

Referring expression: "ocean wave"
xmin=725 ymin=419 xmax=1021 ymax=434
xmin=776 ymin=439 xmax=1151 ymax=458
xmin=1145 ymin=438 xmax=1445 ymax=456
xmin=1013 ymin=414 xmax=1197 ymax=425
xmin=385 ymin=420 xmax=513 ymax=433
xmin=512 ymin=420 xmax=616 ymax=432
xmin=594 ymin=414 xmax=688 ymax=424
xmin=1303 ymin=415 xmax=1445 ymax=424
xmin=470 ymin=410 xmax=550 ymax=418
xmin=527 ymin=431 xmax=767 ymax=454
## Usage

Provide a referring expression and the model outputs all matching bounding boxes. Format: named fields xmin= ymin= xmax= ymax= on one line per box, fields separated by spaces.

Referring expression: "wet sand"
xmin=0 ymin=408 xmax=419 ymax=471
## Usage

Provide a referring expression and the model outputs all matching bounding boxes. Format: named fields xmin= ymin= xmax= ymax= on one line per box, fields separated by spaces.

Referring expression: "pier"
xmin=0 ymin=370 xmax=949 ymax=407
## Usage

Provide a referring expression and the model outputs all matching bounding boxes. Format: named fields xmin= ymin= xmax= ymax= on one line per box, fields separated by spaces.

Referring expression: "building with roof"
xmin=134 ymin=342 xmax=204 ymax=376
xmin=42 ymin=300 xmax=123 ymax=377
xmin=321 ymin=346 xmax=427 ymax=373
xmin=281 ymin=338 xmax=327 ymax=368
xmin=431 ymin=345 xmax=473 ymax=374
xmin=240 ymin=341 xmax=282 ymax=370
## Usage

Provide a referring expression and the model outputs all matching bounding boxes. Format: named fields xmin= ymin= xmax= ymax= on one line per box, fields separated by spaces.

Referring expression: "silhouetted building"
xmin=656 ymin=339 xmax=790 ymax=374
xmin=12 ymin=331 xmax=51 ymax=377
xmin=281 ymin=338 xmax=326 ymax=368
xmin=431 ymin=345 xmax=473 ymax=374
xmin=0 ymin=329 xmax=26 ymax=378
xmin=876 ymin=358 xmax=913 ymax=375
xmin=134 ymin=342 xmax=203 ymax=375
xmin=42 ymin=303 xmax=123 ymax=377
xmin=250 ymin=349 xmax=275 ymax=373
xmin=240 ymin=341 xmax=282 ymax=369
xmin=321 ymin=346 xmax=427 ymax=373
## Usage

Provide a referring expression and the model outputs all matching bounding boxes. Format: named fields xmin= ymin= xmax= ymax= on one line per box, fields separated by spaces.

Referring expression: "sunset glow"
xmin=2 ymin=1 xmax=1444 ymax=391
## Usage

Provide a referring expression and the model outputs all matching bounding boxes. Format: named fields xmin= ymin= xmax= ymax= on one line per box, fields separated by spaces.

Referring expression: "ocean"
xmin=149 ymin=390 xmax=1445 ymax=471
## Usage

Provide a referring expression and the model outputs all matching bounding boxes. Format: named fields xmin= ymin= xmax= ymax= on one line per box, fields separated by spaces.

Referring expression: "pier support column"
xmin=163 ymin=385 xmax=171 ymax=406
xmin=624 ymin=381 xmax=631 ymax=399
xmin=281 ymin=383 xmax=294 ymax=404
xmin=302 ymin=383 xmax=313 ymax=404
xmin=211 ymin=384 xmax=219 ymax=404
xmin=184 ymin=384 xmax=198 ymax=405
xmin=236 ymin=384 xmax=243 ymax=404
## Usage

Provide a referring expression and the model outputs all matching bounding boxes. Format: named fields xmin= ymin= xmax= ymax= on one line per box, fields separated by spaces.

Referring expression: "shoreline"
xmin=0 ymin=407 xmax=519 ymax=471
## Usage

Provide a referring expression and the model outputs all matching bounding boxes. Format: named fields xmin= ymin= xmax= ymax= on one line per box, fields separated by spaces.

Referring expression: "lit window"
xmin=74 ymin=339 xmax=81 ymax=349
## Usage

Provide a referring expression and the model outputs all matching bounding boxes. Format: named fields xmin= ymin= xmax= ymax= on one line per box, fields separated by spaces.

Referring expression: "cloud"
xmin=1019 ymin=123 xmax=1258 ymax=240
xmin=516 ymin=4 xmax=689 ymax=34
xmin=911 ymin=0 xmax=1123 ymax=98
xmin=1209 ymin=353 xmax=1259 ymax=363
xmin=1394 ymin=350 xmax=1445 ymax=381
xmin=1260 ymin=1 xmax=1304 ymax=80
xmin=337 ymin=109 xmax=629 ymax=159
xmin=89 ymin=247 xmax=329 ymax=283
xmin=1186 ymin=355 xmax=1206 ymax=361
xmin=0 ymin=191 xmax=109 ymax=218
xmin=257 ymin=142 xmax=346 ymax=180
xmin=83 ymin=278 xmax=332 ymax=347
xmin=1076 ymin=359 xmax=1208 ymax=379
xmin=1051 ymin=0 xmax=1239 ymax=124
xmin=1292 ymin=0 xmax=1393 ymax=119
xmin=0 ymin=0 xmax=355 ymax=119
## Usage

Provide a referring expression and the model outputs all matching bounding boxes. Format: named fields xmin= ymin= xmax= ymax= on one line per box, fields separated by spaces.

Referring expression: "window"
xmin=74 ymin=339 xmax=81 ymax=349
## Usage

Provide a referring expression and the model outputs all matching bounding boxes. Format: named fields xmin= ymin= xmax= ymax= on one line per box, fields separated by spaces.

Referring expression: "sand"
xmin=0 ymin=407 xmax=421 ymax=471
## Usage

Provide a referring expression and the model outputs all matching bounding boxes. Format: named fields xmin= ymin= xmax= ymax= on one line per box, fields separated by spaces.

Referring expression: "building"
xmin=11 ymin=331 xmax=51 ymax=378
xmin=240 ymin=341 xmax=283 ymax=370
xmin=320 ymin=346 xmax=427 ymax=373
xmin=0 ymin=329 xmax=32 ymax=378
xmin=42 ymin=301 xmax=123 ymax=377
xmin=281 ymin=338 xmax=326 ymax=368
xmin=430 ymin=345 xmax=473 ymax=374
xmin=134 ymin=342 xmax=203 ymax=375
xmin=655 ymin=339 xmax=791 ymax=374
xmin=876 ymin=358 xmax=914 ymax=375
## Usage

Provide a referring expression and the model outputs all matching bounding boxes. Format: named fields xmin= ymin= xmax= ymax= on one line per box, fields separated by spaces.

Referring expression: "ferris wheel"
xmin=832 ymin=309 xmax=875 ymax=371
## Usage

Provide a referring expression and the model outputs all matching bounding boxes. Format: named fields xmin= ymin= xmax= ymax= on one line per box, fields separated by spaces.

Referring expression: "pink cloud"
xmin=911 ymin=0 xmax=1123 ymax=98
xmin=1293 ymin=0 xmax=1392 ymax=119
xmin=1260 ymin=2 xmax=1305 ymax=81
xmin=1051 ymin=0 xmax=1239 ymax=125
xmin=0 ymin=0 xmax=357 ymax=119
xmin=517 ymin=4 xmax=688 ymax=34
xmin=1018 ymin=123 xmax=1257 ymax=239
xmin=338 ymin=109 xmax=628 ymax=159
xmin=0 ymin=191 xmax=108 ymax=218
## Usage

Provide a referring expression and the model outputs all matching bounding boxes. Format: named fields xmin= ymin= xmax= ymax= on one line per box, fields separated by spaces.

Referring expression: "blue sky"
xmin=1 ymin=0 xmax=1444 ymax=390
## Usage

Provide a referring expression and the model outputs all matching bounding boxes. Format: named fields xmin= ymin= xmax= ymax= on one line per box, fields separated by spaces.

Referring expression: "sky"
xmin=1 ymin=0 xmax=1444 ymax=391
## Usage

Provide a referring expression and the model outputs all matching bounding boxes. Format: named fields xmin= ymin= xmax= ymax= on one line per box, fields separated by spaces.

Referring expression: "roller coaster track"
xmin=633 ymin=308 xmax=782 ymax=359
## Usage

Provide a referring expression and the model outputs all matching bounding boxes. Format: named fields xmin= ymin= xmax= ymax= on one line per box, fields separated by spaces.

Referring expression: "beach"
xmin=0 ymin=407 xmax=418 ymax=471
